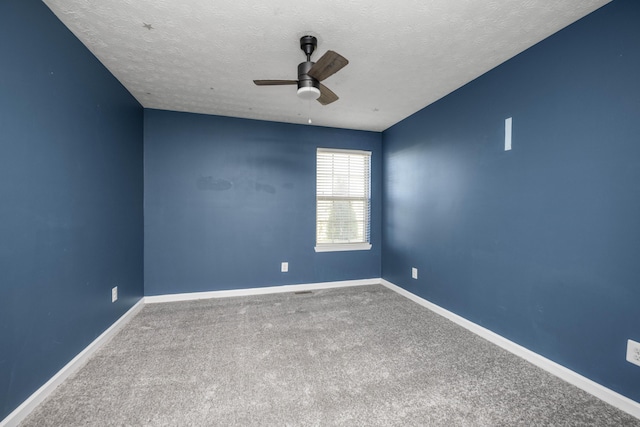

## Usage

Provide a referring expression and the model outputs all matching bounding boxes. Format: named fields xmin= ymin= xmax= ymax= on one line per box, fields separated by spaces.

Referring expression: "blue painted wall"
xmin=144 ymin=110 xmax=381 ymax=296
xmin=0 ymin=0 xmax=144 ymax=418
xmin=382 ymin=0 xmax=640 ymax=403
xmin=3 ymin=0 xmax=638 ymax=419
xmin=144 ymin=110 xmax=381 ymax=295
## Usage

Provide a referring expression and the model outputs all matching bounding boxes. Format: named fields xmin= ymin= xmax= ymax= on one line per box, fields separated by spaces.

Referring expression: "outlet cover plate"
xmin=281 ymin=262 xmax=289 ymax=273
xmin=111 ymin=286 xmax=118 ymax=303
xmin=627 ymin=339 xmax=640 ymax=367
xmin=411 ymin=267 xmax=418 ymax=280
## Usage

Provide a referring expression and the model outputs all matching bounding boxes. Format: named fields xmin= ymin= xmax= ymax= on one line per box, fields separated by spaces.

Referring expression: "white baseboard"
xmin=380 ymin=279 xmax=640 ymax=420
xmin=0 ymin=299 xmax=145 ymax=427
xmin=6 ymin=279 xmax=638 ymax=425
xmin=144 ymin=278 xmax=381 ymax=304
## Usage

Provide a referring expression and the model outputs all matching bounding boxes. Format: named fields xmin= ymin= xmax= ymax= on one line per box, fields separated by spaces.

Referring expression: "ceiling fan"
xmin=253 ymin=35 xmax=349 ymax=105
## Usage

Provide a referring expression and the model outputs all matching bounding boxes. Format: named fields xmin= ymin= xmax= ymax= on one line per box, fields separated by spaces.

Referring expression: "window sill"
xmin=314 ymin=243 xmax=372 ymax=253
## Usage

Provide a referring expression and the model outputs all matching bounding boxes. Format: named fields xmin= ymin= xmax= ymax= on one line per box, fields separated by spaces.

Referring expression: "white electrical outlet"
xmin=111 ymin=286 xmax=118 ymax=303
xmin=411 ymin=267 xmax=418 ymax=280
xmin=281 ymin=262 xmax=289 ymax=273
xmin=627 ymin=339 xmax=640 ymax=367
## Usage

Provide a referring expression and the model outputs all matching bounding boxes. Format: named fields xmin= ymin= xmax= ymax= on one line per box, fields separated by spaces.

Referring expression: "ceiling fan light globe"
xmin=297 ymin=86 xmax=320 ymax=100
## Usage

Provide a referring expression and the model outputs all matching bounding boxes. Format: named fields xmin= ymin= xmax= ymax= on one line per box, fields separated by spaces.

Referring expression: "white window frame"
xmin=315 ymin=148 xmax=372 ymax=253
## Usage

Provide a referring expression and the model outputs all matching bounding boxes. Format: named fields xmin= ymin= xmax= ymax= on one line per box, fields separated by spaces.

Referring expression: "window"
xmin=315 ymin=148 xmax=371 ymax=252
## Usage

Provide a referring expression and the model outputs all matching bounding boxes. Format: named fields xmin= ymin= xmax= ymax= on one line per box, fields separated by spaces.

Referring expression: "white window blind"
xmin=316 ymin=148 xmax=371 ymax=251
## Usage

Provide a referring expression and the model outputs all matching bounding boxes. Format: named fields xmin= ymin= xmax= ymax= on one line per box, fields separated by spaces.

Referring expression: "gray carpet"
xmin=21 ymin=285 xmax=639 ymax=426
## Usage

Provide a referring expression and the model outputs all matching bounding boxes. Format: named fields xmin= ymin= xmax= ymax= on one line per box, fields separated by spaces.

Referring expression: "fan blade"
xmin=307 ymin=51 xmax=349 ymax=81
xmin=253 ymin=80 xmax=298 ymax=86
xmin=317 ymin=83 xmax=338 ymax=105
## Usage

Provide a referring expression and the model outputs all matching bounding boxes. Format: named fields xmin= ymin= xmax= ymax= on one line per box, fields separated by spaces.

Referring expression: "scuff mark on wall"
xmin=197 ymin=177 xmax=232 ymax=191
xmin=255 ymin=183 xmax=276 ymax=194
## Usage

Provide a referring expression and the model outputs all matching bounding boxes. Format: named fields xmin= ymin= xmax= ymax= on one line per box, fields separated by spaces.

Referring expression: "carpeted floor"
xmin=21 ymin=285 xmax=639 ymax=426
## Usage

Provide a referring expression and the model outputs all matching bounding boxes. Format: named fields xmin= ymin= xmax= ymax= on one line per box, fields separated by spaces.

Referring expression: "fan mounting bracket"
xmin=300 ymin=35 xmax=317 ymax=61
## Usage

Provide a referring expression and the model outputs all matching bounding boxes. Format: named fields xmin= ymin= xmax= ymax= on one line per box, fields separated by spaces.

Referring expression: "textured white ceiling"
xmin=42 ymin=0 xmax=610 ymax=132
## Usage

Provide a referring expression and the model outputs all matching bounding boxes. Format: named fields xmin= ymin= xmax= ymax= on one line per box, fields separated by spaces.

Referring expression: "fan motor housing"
xmin=297 ymin=61 xmax=319 ymax=90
